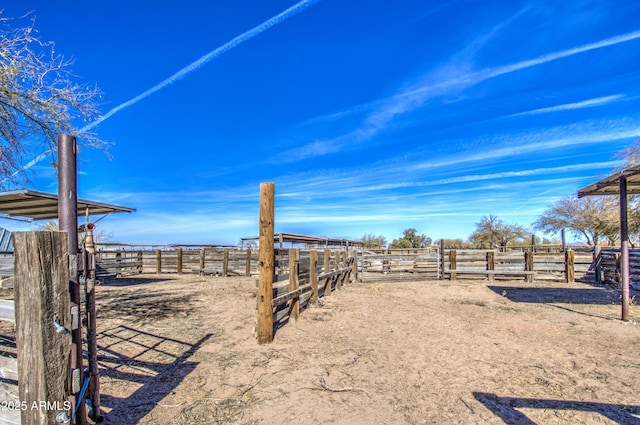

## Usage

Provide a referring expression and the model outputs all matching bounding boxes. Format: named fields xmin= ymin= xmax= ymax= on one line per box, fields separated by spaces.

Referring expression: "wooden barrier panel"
xmin=14 ymin=231 xmax=72 ymax=425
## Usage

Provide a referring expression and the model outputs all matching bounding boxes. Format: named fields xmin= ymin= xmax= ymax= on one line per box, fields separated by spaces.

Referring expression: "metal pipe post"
xmin=620 ymin=176 xmax=630 ymax=321
xmin=57 ymin=134 xmax=86 ymax=423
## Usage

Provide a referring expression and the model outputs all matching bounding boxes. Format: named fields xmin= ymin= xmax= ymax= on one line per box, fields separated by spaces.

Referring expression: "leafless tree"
xmin=0 ymin=12 xmax=107 ymax=186
xmin=534 ymin=195 xmax=622 ymax=246
xmin=469 ymin=214 xmax=528 ymax=248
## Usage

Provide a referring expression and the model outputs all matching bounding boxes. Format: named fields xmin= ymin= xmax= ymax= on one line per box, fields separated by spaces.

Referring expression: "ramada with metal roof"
xmin=241 ymin=232 xmax=363 ymax=248
xmin=0 ymin=189 xmax=135 ymax=221
xmin=577 ymin=164 xmax=640 ymax=322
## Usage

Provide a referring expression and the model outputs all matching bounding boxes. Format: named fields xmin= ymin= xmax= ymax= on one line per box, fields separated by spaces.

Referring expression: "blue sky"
xmin=3 ymin=0 xmax=640 ymax=245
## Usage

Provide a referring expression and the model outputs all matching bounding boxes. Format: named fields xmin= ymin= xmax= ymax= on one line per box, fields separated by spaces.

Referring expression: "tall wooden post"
xmin=565 ymin=249 xmax=575 ymax=283
xmin=288 ymin=249 xmax=300 ymax=321
xmin=57 ymin=134 xmax=86 ymax=423
xmin=310 ymin=250 xmax=319 ymax=305
xmin=620 ymin=177 xmax=630 ymax=321
xmin=156 ymin=250 xmax=162 ymax=274
xmin=15 ymin=232 xmax=72 ymax=424
xmin=199 ymin=248 xmax=205 ymax=276
xmin=257 ymin=183 xmax=275 ymax=344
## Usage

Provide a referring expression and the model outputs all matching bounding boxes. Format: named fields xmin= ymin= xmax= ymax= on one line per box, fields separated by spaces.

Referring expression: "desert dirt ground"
xmin=93 ymin=273 xmax=640 ymax=425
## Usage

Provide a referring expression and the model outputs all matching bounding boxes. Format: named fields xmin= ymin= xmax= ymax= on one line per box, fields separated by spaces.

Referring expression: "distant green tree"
xmin=440 ymin=238 xmax=474 ymax=249
xmin=360 ymin=233 xmax=387 ymax=248
xmin=390 ymin=228 xmax=432 ymax=248
xmin=469 ymin=215 xmax=528 ymax=248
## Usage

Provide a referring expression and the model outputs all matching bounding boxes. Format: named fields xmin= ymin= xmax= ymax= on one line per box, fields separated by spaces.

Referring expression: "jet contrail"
xmin=6 ymin=0 xmax=321 ymax=180
xmin=83 ymin=0 xmax=321 ymax=131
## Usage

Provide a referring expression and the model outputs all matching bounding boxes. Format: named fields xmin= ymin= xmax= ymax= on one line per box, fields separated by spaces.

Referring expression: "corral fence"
xmin=270 ymin=248 xmax=357 ymax=330
xmin=93 ymin=246 xmax=257 ymax=278
xmin=358 ymin=245 xmax=630 ymax=285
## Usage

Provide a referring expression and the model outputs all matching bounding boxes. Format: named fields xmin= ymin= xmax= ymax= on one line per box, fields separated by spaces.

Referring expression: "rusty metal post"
xmin=620 ymin=176 xmax=630 ymax=321
xmin=57 ymin=134 xmax=86 ymax=424
xmin=83 ymin=224 xmax=101 ymax=422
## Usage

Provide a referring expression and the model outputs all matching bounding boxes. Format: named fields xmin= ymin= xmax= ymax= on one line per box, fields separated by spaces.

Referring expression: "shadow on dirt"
xmin=99 ymin=277 xmax=179 ymax=287
xmin=98 ymin=325 xmax=212 ymax=424
xmin=97 ymin=290 xmax=196 ymax=320
xmin=487 ymin=285 xmax=621 ymax=305
xmin=474 ymin=392 xmax=640 ymax=425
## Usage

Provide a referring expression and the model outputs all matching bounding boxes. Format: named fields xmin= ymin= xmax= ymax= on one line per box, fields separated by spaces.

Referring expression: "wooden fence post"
xmin=351 ymin=249 xmax=357 ymax=282
xmin=223 ymin=250 xmax=229 ymax=277
xmin=486 ymin=251 xmax=494 ymax=282
xmin=246 ymin=248 xmax=252 ymax=277
xmin=565 ymin=249 xmax=575 ymax=283
xmin=176 ymin=248 xmax=183 ymax=275
xmin=310 ymin=250 xmax=319 ymax=305
xmin=115 ymin=251 xmax=122 ymax=275
xmin=257 ymin=183 xmax=275 ymax=344
xmin=289 ymin=249 xmax=300 ymax=321
xmin=137 ymin=251 xmax=143 ymax=273
xmin=525 ymin=251 xmax=534 ymax=283
xmin=14 ymin=231 xmax=72 ymax=424
xmin=199 ymin=248 xmax=205 ymax=276
xmin=324 ymin=250 xmax=332 ymax=296
xmin=156 ymin=250 xmax=162 ymax=274
xmin=449 ymin=249 xmax=457 ymax=280
xmin=336 ymin=251 xmax=343 ymax=290
xmin=439 ymin=239 xmax=445 ymax=279
xmin=324 ymin=249 xmax=331 ymax=273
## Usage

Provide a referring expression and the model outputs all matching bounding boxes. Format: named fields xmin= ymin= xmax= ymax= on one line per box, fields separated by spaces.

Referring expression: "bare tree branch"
xmin=0 ymin=12 xmax=109 ymax=187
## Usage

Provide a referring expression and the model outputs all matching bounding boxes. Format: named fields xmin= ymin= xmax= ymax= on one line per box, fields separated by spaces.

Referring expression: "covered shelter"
xmin=241 ymin=232 xmax=364 ymax=249
xmin=577 ymin=165 xmax=640 ymax=321
xmin=0 ymin=189 xmax=135 ymax=221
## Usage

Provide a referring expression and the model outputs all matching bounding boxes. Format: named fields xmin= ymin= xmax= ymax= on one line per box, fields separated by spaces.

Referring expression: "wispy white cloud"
xmin=284 ymin=28 xmax=640 ymax=162
xmin=510 ymin=95 xmax=626 ymax=117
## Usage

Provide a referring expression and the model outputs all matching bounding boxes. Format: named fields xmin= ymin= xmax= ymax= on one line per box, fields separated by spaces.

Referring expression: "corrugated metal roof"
xmin=0 ymin=189 xmax=135 ymax=221
xmin=577 ymin=165 xmax=640 ymax=197
xmin=241 ymin=232 xmax=363 ymax=247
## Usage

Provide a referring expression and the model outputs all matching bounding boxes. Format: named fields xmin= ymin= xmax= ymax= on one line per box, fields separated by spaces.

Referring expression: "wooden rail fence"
xmin=259 ymin=248 xmax=356 ymax=343
xmin=359 ymin=247 xmax=597 ymax=283
xmin=94 ymin=248 xmax=257 ymax=278
xmin=271 ymin=248 xmax=356 ymax=327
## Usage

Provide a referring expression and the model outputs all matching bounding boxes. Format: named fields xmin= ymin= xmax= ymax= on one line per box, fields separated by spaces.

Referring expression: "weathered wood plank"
xmin=14 ymin=231 xmax=71 ymax=424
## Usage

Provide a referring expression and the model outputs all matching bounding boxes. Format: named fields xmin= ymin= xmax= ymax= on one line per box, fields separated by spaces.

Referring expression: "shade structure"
xmin=577 ymin=166 xmax=639 ymax=321
xmin=577 ymin=165 xmax=640 ymax=198
xmin=0 ymin=189 xmax=135 ymax=221
xmin=240 ymin=232 xmax=364 ymax=248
